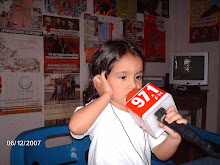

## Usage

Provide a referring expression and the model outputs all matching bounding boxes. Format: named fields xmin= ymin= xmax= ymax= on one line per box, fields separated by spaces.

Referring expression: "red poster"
xmin=44 ymin=34 xmax=80 ymax=73
xmin=144 ymin=15 xmax=165 ymax=62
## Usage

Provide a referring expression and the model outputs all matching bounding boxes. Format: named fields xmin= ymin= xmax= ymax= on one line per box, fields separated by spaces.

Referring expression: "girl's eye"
xmin=136 ymin=75 xmax=143 ymax=80
xmin=120 ymin=76 xmax=126 ymax=80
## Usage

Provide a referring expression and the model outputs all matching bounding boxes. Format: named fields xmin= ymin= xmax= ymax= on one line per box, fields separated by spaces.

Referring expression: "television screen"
xmin=173 ymin=56 xmax=204 ymax=80
xmin=169 ymin=52 xmax=208 ymax=86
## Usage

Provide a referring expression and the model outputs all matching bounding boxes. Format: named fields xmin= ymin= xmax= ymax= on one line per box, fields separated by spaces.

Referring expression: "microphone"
xmin=126 ymin=83 xmax=178 ymax=138
xmin=155 ymin=108 xmax=220 ymax=159
xmin=126 ymin=83 xmax=220 ymax=159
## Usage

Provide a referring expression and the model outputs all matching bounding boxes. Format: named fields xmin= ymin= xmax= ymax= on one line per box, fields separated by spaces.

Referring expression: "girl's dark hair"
xmin=83 ymin=39 xmax=144 ymax=104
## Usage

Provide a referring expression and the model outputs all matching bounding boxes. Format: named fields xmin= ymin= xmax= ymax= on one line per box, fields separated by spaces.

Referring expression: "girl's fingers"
xmin=165 ymin=110 xmax=178 ymax=122
xmin=165 ymin=106 xmax=187 ymax=125
xmin=100 ymin=71 xmax=107 ymax=81
xmin=176 ymin=118 xmax=187 ymax=124
xmin=92 ymin=71 xmax=112 ymax=97
xmin=92 ymin=75 xmax=101 ymax=84
xmin=159 ymin=106 xmax=188 ymax=137
xmin=166 ymin=106 xmax=175 ymax=113
xmin=93 ymin=71 xmax=106 ymax=83
xmin=101 ymin=71 xmax=106 ymax=77
xmin=158 ymin=122 xmax=181 ymax=138
xmin=166 ymin=114 xmax=182 ymax=124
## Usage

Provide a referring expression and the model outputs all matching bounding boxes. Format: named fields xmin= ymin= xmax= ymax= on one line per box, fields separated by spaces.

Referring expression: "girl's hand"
xmin=93 ymin=71 xmax=113 ymax=98
xmin=158 ymin=106 xmax=188 ymax=138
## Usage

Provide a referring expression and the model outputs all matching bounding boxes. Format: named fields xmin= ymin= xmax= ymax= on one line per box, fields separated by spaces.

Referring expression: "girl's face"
xmin=107 ymin=53 xmax=143 ymax=111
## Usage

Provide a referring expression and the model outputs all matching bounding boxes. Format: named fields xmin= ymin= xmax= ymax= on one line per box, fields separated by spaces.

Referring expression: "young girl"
xmin=69 ymin=40 xmax=187 ymax=165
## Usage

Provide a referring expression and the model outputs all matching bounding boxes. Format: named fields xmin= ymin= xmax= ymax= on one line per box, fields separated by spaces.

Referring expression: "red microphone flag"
xmin=126 ymin=83 xmax=177 ymax=138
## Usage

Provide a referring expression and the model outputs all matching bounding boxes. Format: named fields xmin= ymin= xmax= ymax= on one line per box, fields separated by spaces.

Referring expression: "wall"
xmin=1 ymin=1 xmax=220 ymax=165
xmin=0 ymin=112 xmax=44 ymax=164
xmin=169 ymin=0 xmax=220 ymax=133
xmin=218 ymin=45 xmax=220 ymax=133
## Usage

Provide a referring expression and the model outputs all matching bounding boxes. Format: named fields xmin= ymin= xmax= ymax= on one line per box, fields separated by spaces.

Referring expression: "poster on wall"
xmin=43 ymin=15 xmax=80 ymax=126
xmin=93 ymin=0 xmax=136 ymax=19
xmin=84 ymin=13 xmax=99 ymax=63
xmin=44 ymin=73 xmax=80 ymax=126
xmin=43 ymin=15 xmax=80 ymax=73
xmin=43 ymin=15 xmax=79 ymax=33
xmin=137 ymin=0 xmax=169 ymax=18
xmin=44 ymin=35 xmax=80 ymax=73
xmin=45 ymin=0 xmax=87 ymax=17
xmin=123 ymin=19 xmax=144 ymax=54
xmin=144 ymin=14 xmax=165 ymax=62
xmin=0 ymin=0 xmax=43 ymax=36
xmin=190 ymin=0 xmax=220 ymax=43
xmin=0 ymin=33 xmax=43 ymax=115
xmin=94 ymin=0 xmax=117 ymax=17
xmin=117 ymin=0 xmax=137 ymax=19
xmin=84 ymin=13 xmax=114 ymax=63
xmin=113 ymin=17 xmax=123 ymax=39
xmin=98 ymin=21 xmax=113 ymax=44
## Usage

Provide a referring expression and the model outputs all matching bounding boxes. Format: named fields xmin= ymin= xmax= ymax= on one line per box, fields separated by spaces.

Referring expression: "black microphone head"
xmin=155 ymin=108 xmax=166 ymax=122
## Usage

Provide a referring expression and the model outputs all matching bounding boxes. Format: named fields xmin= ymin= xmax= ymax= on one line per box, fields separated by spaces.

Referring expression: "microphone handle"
xmin=156 ymin=108 xmax=220 ymax=158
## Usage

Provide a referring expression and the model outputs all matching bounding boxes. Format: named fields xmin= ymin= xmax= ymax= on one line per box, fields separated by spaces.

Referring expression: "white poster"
xmin=0 ymin=33 xmax=44 ymax=115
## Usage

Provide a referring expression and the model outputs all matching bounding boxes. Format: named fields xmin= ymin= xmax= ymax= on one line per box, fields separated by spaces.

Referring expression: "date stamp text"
xmin=7 ymin=140 xmax=41 ymax=146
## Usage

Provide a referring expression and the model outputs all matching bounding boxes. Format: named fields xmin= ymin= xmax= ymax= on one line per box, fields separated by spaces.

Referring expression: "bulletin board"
xmin=0 ymin=0 xmax=169 ymax=125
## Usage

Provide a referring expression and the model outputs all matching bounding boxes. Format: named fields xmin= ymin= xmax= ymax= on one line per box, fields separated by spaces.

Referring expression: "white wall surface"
xmin=0 ymin=112 xmax=44 ymax=164
xmin=168 ymin=0 xmax=220 ymax=133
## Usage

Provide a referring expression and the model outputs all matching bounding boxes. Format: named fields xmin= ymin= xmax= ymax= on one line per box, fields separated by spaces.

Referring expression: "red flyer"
xmin=144 ymin=15 xmax=165 ymax=62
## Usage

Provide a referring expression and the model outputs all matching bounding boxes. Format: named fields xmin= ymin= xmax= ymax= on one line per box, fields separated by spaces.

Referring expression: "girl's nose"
xmin=129 ymin=79 xmax=137 ymax=89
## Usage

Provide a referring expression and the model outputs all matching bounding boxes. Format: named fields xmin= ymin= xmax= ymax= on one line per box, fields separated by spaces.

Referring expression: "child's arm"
xmin=153 ymin=106 xmax=187 ymax=161
xmin=69 ymin=71 xmax=112 ymax=135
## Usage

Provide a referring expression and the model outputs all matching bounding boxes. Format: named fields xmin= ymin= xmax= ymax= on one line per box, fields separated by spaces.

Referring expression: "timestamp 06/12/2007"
xmin=7 ymin=140 xmax=41 ymax=147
